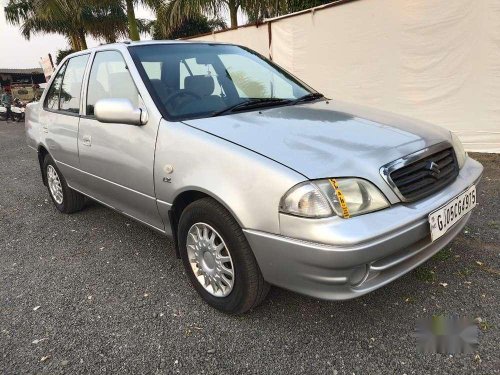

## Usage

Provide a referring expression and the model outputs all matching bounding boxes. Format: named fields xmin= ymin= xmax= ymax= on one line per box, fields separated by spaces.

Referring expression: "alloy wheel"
xmin=47 ymin=165 xmax=63 ymax=204
xmin=186 ymin=223 xmax=235 ymax=297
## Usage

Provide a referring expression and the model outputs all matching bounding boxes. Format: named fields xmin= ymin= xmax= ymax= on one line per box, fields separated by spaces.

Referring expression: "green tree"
xmin=55 ymin=48 xmax=75 ymax=65
xmin=4 ymin=0 xmax=156 ymax=49
xmin=165 ymin=0 xmax=257 ymax=29
xmin=121 ymin=0 xmax=161 ymax=41
xmin=4 ymin=0 xmax=132 ymax=50
xmin=151 ymin=11 xmax=225 ymax=40
xmin=247 ymin=0 xmax=333 ymax=22
xmin=164 ymin=0 xmax=333 ymax=30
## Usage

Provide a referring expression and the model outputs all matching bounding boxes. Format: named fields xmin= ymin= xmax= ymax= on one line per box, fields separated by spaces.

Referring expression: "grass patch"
xmin=482 ymin=267 xmax=500 ymax=276
xmin=457 ymin=267 xmax=472 ymax=278
xmin=414 ymin=266 xmax=436 ymax=282
xmin=433 ymin=247 xmax=452 ymax=261
xmin=487 ymin=220 xmax=499 ymax=229
xmin=404 ymin=296 xmax=415 ymax=304
xmin=478 ymin=320 xmax=491 ymax=331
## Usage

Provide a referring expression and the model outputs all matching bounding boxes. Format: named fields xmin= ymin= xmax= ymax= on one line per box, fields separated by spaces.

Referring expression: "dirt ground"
xmin=1 ymin=121 xmax=498 ymax=374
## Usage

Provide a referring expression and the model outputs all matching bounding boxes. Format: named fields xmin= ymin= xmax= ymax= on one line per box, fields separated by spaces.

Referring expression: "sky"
xmin=0 ymin=1 xmax=155 ymax=69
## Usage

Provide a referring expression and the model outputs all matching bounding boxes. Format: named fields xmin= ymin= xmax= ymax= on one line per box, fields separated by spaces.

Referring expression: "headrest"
xmin=184 ymin=75 xmax=214 ymax=96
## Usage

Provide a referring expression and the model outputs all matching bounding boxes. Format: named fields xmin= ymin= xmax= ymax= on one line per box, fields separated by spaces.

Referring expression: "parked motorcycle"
xmin=11 ymin=98 xmax=26 ymax=122
xmin=0 ymin=103 xmax=7 ymax=121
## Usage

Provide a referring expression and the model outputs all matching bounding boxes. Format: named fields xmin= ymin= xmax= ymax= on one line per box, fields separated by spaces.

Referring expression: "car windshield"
xmin=129 ymin=43 xmax=316 ymax=121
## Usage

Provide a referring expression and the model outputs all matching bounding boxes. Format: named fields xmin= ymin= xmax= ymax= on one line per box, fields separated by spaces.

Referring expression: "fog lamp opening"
xmin=349 ymin=264 xmax=368 ymax=286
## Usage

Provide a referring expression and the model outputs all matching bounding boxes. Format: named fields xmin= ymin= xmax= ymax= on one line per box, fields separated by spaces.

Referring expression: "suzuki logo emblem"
xmin=426 ymin=161 xmax=441 ymax=177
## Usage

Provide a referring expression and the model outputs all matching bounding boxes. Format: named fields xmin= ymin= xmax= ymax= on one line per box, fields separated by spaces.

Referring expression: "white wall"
xmin=189 ymin=0 xmax=500 ymax=152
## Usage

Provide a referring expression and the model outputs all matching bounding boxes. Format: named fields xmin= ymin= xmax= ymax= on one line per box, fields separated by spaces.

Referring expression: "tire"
xmin=43 ymin=154 xmax=85 ymax=214
xmin=178 ymin=198 xmax=269 ymax=314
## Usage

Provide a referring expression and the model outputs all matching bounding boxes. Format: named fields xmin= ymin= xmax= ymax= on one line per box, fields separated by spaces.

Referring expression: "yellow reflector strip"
xmin=328 ymin=178 xmax=350 ymax=219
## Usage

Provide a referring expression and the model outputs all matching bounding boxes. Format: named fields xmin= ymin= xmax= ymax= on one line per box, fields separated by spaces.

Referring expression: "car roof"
xmin=80 ymin=40 xmax=226 ymax=52
xmin=63 ymin=40 xmax=232 ymax=62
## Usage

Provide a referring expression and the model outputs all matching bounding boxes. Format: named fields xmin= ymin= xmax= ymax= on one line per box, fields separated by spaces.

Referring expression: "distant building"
xmin=0 ymin=68 xmax=46 ymax=101
xmin=0 ymin=68 xmax=46 ymax=89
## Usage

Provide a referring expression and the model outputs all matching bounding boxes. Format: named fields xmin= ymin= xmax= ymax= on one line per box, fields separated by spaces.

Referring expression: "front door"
xmin=75 ymin=50 xmax=163 ymax=230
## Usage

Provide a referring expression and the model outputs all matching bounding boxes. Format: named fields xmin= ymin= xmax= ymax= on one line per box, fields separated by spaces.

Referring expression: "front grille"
xmin=389 ymin=147 xmax=459 ymax=201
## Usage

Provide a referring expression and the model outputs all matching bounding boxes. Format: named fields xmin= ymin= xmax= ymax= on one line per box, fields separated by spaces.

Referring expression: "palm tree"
xmin=246 ymin=0 xmax=333 ymax=22
xmin=164 ymin=0 xmax=330 ymax=30
xmin=124 ymin=0 xmax=140 ymax=40
xmin=120 ymin=0 xmax=162 ymax=41
xmin=4 ymin=0 xmax=137 ymax=50
xmin=150 ymin=11 xmax=226 ymax=40
xmin=165 ymin=0 xmax=256 ymax=29
xmin=5 ymin=0 xmax=84 ymax=50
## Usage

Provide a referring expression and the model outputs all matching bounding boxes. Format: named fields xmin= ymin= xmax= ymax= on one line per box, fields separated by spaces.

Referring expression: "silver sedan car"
xmin=25 ymin=41 xmax=483 ymax=313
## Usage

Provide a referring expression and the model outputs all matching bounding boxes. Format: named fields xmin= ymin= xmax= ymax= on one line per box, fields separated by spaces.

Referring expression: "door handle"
xmin=82 ymin=135 xmax=92 ymax=147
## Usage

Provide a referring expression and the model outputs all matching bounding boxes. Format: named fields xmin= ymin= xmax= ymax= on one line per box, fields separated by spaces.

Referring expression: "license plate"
xmin=428 ymin=185 xmax=477 ymax=242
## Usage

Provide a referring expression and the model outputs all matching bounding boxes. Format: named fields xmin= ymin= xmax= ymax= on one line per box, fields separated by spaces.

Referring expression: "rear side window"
xmin=59 ymin=54 xmax=89 ymax=113
xmin=44 ymin=54 xmax=89 ymax=113
xmin=86 ymin=50 xmax=140 ymax=116
xmin=44 ymin=62 xmax=67 ymax=110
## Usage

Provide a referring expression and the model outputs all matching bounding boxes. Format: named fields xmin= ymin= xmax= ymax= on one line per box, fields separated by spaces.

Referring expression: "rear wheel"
xmin=43 ymin=155 xmax=85 ymax=213
xmin=178 ymin=198 xmax=269 ymax=314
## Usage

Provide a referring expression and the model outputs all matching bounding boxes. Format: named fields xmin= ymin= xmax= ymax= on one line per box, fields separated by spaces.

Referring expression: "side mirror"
xmin=94 ymin=98 xmax=148 ymax=126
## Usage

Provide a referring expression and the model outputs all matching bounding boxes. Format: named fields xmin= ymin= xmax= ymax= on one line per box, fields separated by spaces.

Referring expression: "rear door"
xmin=75 ymin=50 xmax=163 ymax=230
xmin=40 ymin=53 xmax=89 ymax=183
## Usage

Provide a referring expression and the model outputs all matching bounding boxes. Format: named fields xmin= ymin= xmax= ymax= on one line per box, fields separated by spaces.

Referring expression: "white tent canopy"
xmin=188 ymin=0 xmax=500 ymax=153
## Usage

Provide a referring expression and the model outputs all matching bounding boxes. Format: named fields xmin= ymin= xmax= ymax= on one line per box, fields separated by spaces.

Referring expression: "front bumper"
xmin=243 ymin=157 xmax=483 ymax=300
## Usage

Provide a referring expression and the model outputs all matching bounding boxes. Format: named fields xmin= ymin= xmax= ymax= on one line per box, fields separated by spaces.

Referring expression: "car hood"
xmin=182 ymin=100 xmax=452 ymax=181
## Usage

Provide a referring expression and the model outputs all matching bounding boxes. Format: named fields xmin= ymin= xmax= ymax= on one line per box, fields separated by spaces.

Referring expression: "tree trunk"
xmin=69 ymin=33 xmax=80 ymax=50
xmin=228 ymin=0 xmax=238 ymax=28
xmin=78 ymin=28 xmax=88 ymax=50
xmin=125 ymin=0 xmax=140 ymax=41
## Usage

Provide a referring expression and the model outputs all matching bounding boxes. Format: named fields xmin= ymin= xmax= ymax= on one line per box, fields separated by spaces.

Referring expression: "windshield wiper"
xmin=288 ymin=92 xmax=325 ymax=105
xmin=211 ymin=98 xmax=291 ymax=117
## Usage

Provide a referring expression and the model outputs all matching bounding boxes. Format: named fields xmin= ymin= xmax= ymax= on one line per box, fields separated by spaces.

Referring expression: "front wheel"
xmin=178 ymin=198 xmax=269 ymax=314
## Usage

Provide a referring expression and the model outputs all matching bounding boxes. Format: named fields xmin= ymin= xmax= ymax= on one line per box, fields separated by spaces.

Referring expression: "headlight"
xmin=451 ymin=132 xmax=467 ymax=169
xmin=280 ymin=178 xmax=389 ymax=218
xmin=279 ymin=182 xmax=333 ymax=218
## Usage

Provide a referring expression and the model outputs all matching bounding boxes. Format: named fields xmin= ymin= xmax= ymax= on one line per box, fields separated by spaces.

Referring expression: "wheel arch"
xmin=168 ymin=188 xmax=244 ymax=258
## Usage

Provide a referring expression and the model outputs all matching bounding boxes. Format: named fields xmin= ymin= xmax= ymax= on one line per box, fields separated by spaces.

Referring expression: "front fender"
xmin=154 ymin=120 xmax=305 ymax=234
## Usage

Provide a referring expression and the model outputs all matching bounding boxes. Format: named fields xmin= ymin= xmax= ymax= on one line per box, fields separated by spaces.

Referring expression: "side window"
xmin=59 ymin=54 xmax=89 ymax=113
xmin=44 ymin=62 xmax=67 ymax=110
xmin=86 ymin=51 xmax=140 ymax=116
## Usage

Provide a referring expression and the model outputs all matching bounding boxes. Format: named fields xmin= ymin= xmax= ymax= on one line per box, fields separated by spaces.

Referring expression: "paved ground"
xmin=0 ymin=121 xmax=498 ymax=374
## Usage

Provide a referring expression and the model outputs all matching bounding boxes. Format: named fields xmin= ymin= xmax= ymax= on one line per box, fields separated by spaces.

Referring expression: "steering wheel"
xmin=163 ymin=90 xmax=201 ymax=106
